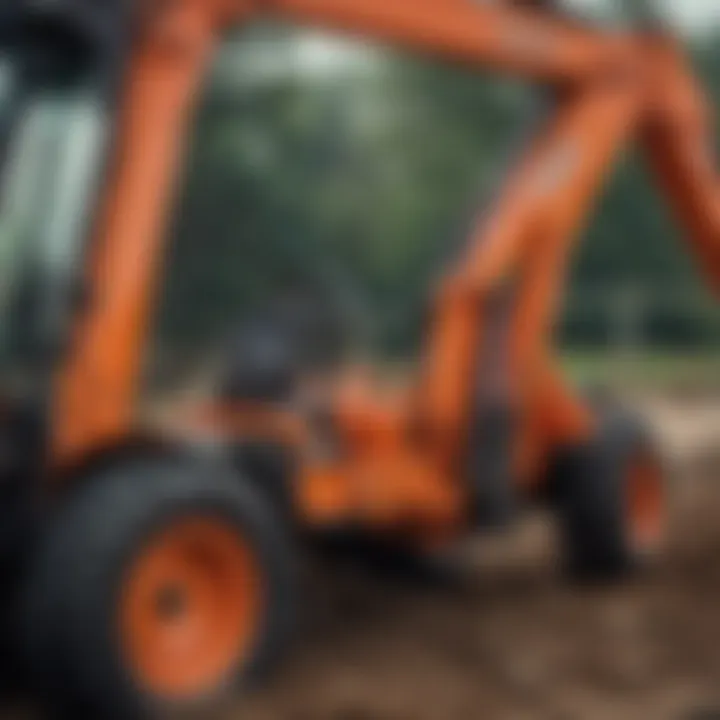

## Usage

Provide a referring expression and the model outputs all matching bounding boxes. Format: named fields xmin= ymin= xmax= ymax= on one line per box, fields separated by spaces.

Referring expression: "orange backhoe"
xmin=0 ymin=0 xmax=716 ymax=715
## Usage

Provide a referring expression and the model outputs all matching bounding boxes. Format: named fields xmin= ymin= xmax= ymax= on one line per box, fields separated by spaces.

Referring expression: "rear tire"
xmin=24 ymin=454 xmax=297 ymax=717
xmin=552 ymin=411 xmax=666 ymax=581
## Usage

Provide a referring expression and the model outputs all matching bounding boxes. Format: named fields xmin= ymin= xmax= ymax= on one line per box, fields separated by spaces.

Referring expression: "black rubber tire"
xmin=552 ymin=410 xmax=665 ymax=581
xmin=23 ymin=453 xmax=297 ymax=718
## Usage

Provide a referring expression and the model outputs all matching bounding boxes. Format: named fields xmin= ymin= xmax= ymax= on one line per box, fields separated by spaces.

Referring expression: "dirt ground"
xmin=239 ymin=398 xmax=720 ymax=720
xmin=6 ymin=398 xmax=720 ymax=720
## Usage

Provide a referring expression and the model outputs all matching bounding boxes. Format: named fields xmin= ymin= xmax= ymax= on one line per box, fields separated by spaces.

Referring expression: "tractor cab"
xmin=0 ymin=3 xmax=125 ymax=481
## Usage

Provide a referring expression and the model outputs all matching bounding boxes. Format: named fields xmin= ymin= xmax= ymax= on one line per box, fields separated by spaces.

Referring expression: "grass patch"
xmin=562 ymin=351 xmax=720 ymax=393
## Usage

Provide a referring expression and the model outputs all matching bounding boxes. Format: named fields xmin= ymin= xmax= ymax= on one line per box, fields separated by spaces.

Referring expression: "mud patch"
xmin=241 ymin=401 xmax=720 ymax=720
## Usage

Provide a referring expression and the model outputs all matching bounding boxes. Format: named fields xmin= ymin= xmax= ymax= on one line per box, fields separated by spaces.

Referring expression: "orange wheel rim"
xmin=120 ymin=517 xmax=262 ymax=700
xmin=627 ymin=452 xmax=666 ymax=554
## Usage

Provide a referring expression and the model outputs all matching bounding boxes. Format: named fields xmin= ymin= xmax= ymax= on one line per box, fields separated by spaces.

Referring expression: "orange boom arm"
xmin=262 ymin=0 xmax=630 ymax=84
xmin=641 ymin=41 xmax=720 ymax=292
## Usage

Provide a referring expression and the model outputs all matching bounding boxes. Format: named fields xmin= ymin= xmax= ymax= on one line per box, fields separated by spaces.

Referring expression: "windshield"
xmin=0 ymin=42 xmax=108 ymax=385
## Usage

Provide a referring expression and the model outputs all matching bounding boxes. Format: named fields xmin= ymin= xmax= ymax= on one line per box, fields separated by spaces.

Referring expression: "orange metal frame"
xmin=49 ymin=0 xmax=719 ymax=536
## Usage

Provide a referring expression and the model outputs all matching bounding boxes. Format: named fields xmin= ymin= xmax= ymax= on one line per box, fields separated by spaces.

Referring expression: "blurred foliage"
xmin=155 ymin=24 xmax=720 ymax=361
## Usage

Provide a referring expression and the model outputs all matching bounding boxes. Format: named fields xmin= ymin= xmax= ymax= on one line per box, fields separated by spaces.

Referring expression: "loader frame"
xmin=49 ymin=0 xmax=718 ymax=537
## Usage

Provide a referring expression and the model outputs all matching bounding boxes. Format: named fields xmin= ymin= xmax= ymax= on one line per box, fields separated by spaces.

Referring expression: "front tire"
xmin=25 ymin=454 xmax=297 ymax=717
xmin=552 ymin=411 xmax=667 ymax=581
